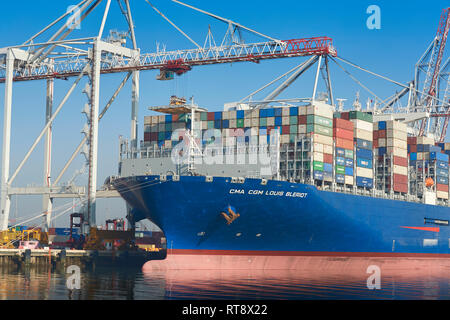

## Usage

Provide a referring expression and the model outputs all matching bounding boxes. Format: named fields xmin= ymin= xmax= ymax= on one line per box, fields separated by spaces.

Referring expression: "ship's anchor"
xmin=221 ymin=206 xmax=240 ymax=225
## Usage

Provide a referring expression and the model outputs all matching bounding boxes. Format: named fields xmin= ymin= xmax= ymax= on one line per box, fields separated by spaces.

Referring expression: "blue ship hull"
xmin=113 ymin=175 xmax=450 ymax=258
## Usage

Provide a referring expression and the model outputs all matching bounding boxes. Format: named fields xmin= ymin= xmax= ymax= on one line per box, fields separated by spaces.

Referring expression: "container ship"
xmin=113 ymin=99 xmax=450 ymax=269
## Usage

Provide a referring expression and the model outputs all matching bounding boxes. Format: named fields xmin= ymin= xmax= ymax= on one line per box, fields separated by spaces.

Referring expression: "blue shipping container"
xmin=357 ymin=158 xmax=373 ymax=169
xmin=436 ymin=176 xmax=449 ymax=185
xmin=409 ymin=152 xmax=417 ymax=161
xmin=314 ymin=171 xmax=324 ymax=180
xmin=437 ymin=168 xmax=449 ymax=177
xmin=377 ymin=121 xmax=386 ymax=130
xmin=290 ymin=107 xmax=298 ymax=116
xmin=356 ymin=138 xmax=373 ymax=150
xmin=356 ymin=147 xmax=372 ymax=159
xmin=437 ymin=161 xmax=449 ymax=170
xmin=356 ymin=176 xmax=373 ymax=188
xmin=336 ymin=157 xmax=345 ymax=166
xmin=345 ymin=167 xmax=354 ymax=176
xmin=323 ymin=163 xmax=333 ymax=173
xmin=430 ymin=152 xmax=449 ymax=162
xmin=345 ymin=158 xmax=354 ymax=167
xmin=336 ymin=174 xmax=345 ymax=184
xmin=336 ymin=148 xmax=345 ymax=157
xmin=274 ymin=108 xmax=283 ymax=117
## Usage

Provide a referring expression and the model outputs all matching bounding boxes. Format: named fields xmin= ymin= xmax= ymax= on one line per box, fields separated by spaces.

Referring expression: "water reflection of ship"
xmin=141 ymin=257 xmax=450 ymax=299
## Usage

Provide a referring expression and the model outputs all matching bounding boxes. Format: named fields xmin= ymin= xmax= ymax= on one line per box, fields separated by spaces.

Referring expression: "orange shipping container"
xmin=335 ymin=138 xmax=353 ymax=150
xmin=437 ymin=184 xmax=449 ymax=192
xmin=333 ymin=118 xmax=354 ymax=131
xmin=333 ymin=128 xmax=353 ymax=140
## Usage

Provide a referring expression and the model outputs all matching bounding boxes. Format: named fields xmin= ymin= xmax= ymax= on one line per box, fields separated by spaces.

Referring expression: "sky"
xmin=0 ymin=0 xmax=448 ymax=228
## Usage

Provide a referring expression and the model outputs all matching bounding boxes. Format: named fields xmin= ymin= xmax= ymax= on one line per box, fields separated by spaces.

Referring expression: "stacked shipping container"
xmin=374 ymin=120 xmax=408 ymax=193
xmin=333 ymin=118 xmax=354 ymax=186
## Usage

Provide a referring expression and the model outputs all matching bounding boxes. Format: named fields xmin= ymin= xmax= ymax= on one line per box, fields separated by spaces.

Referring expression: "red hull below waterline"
xmin=143 ymin=250 xmax=450 ymax=271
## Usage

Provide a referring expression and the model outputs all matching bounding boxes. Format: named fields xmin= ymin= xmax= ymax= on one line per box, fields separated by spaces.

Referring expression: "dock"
xmin=0 ymin=248 xmax=165 ymax=271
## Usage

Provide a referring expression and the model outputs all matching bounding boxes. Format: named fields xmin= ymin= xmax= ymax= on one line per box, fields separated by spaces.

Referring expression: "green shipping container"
xmin=289 ymin=116 xmax=298 ymax=125
xmin=335 ymin=165 xmax=345 ymax=175
xmin=306 ymin=124 xmax=333 ymax=137
xmin=158 ymin=132 xmax=165 ymax=140
xmin=289 ymin=133 xmax=297 ymax=143
xmin=313 ymin=161 xmax=324 ymax=171
xmin=306 ymin=115 xmax=333 ymax=128
xmin=333 ymin=112 xmax=341 ymax=119
xmin=290 ymin=125 xmax=298 ymax=134
xmin=200 ymin=112 xmax=208 ymax=121
xmin=237 ymin=118 xmax=245 ymax=128
xmin=259 ymin=118 xmax=267 ymax=126
xmin=348 ymin=110 xmax=373 ymax=123
xmin=207 ymin=121 xmax=214 ymax=129
xmin=345 ymin=149 xmax=354 ymax=159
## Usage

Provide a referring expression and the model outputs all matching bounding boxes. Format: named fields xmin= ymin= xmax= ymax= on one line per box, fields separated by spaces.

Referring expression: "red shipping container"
xmin=373 ymin=140 xmax=378 ymax=148
xmin=282 ymin=125 xmax=290 ymax=134
xmin=323 ymin=153 xmax=333 ymax=164
xmin=378 ymin=130 xmax=386 ymax=138
xmin=298 ymin=115 xmax=307 ymax=125
xmin=373 ymin=130 xmax=378 ymax=140
xmin=340 ymin=112 xmax=350 ymax=120
xmin=144 ymin=132 xmax=151 ymax=141
xmin=333 ymin=128 xmax=353 ymax=140
xmin=207 ymin=112 xmax=215 ymax=121
xmin=266 ymin=126 xmax=275 ymax=134
xmin=437 ymin=184 xmax=449 ymax=192
xmin=393 ymin=182 xmax=408 ymax=193
xmin=393 ymin=156 xmax=408 ymax=167
xmin=151 ymin=132 xmax=158 ymax=141
xmin=333 ymin=118 xmax=354 ymax=131
xmin=172 ymin=114 xmax=179 ymax=122
xmin=407 ymin=137 xmax=417 ymax=145
xmin=409 ymin=145 xmax=417 ymax=153
xmin=336 ymin=138 xmax=353 ymax=150
xmin=393 ymin=173 xmax=407 ymax=184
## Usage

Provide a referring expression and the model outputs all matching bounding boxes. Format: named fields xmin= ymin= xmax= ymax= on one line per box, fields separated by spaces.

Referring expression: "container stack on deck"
xmin=306 ymin=103 xmax=334 ymax=183
xmin=408 ymin=136 xmax=450 ymax=200
xmin=333 ymin=118 xmax=354 ymax=186
xmin=373 ymin=120 xmax=408 ymax=194
xmin=339 ymin=111 xmax=374 ymax=189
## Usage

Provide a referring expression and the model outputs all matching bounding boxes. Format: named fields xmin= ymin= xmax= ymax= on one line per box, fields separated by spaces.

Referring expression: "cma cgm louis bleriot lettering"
xmin=112 ymin=100 xmax=450 ymax=270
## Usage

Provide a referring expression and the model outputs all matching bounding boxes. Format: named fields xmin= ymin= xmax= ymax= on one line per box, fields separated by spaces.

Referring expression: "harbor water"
xmin=0 ymin=259 xmax=449 ymax=300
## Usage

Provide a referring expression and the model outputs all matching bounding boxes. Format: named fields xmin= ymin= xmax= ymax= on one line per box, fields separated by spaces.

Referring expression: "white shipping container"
xmin=387 ymin=146 xmax=407 ymax=158
xmin=222 ymin=111 xmax=229 ymax=120
xmin=417 ymin=152 xmax=424 ymax=160
xmin=323 ymin=144 xmax=333 ymax=155
xmin=437 ymin=190 xmax=449 ymax=199
xmin=345 ymin=175 xmax=354 ymax=185
xmin=354 ymin=128 xmax=373 ymax=141
xmin=378 ymin=138 xmax=386 ymax=147
xmin=201 ymin=121 xmax=208 ymax=130
xmin=229 ymin=111 xmax=237 ymax=119
xmin=386 ymin=129 xmax=407 ymax=140
xmin=282 ymin=116 xmax=290 ymax=125
xmin=313 ymin=152 xmax=324 ymax=162
xmin=298 ymin=124 xmax=307 ymax=134
xmin=280 ymin=134 xmax=290 ymax=144
xmin=386 ymin=120 xmax=407 ymax=133
xmin=356 ymin=167 xmax=373 ymax=178
xmin=306 ymin=101 xmax=334 ymax=118
xmin=373 ymin=122 xmax=378 ymax=131
xmin=282 ymin=107 xmax=290 ymax=116
xmin=251 ymin=109 xmax=259 ymax=118
xmin=158 ymin=115 xmax=165 ymax=122
xmin=244 ymin=119 xmax=251 ymax=127
xmin=250 ymin=127 xmax=258 ymax=136
xmin=144 ymin=116 xmax=152 ymax=124
xmin=267 ymin=117 xmax=275 ymax=126
xmin=393 ymin=165 xmax=408 ymax=175
xmin=299 ymin=106 xmax=307 ymax=115
xmin=387 ymin=138 xmax=407 ymax=149
xmin=313 ymin=142 xmax=324 ymax=153
xmin=351 ymin=119 xmax=373 ymax=132
xmin=445 ymin=142 xmax=450 ymax=150
xmin=251 ymin=118 xmax=259 ymax=127
xmin=417 ymin=136 xmax=434 ymax=145
xmin=229 ymin=119 xmax=237 ymax=128
xmin=311 ymin=134 xmax=333 ymax=146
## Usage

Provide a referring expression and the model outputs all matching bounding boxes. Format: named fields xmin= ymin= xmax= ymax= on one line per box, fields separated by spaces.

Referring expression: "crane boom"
xmin=419 ymin=7 xmax=450 ymax=136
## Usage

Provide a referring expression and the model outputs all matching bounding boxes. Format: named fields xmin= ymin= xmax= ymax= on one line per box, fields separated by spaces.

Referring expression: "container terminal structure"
xmin=1 ymin=1 xmax=450 ymax=268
